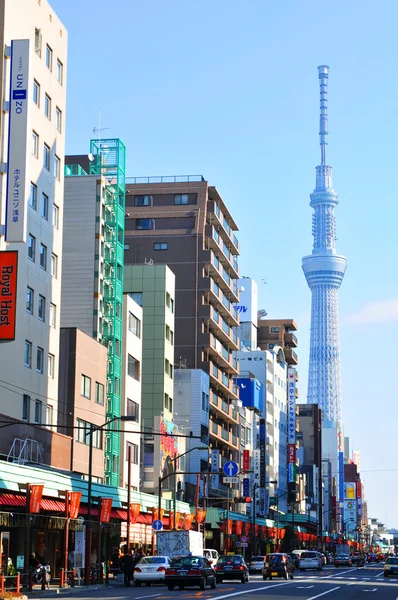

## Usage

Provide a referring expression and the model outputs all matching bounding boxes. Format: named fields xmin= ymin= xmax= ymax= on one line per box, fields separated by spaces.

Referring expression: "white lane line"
xmin=375 ymin=571 xmax=384 ymax=578
xmin=306 ymin=587 xmax=340 ymax=600
xmin=323 ymin=568 xmax=358 ymax=579
xmin=201 ymin=581 xmax=293 ymax=600
xmin=135 ymin=595 xmax=162 ymax=600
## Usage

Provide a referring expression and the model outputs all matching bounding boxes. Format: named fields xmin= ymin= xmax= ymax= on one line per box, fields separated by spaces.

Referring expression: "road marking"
xmin=135 ymin=595 xmax=162 ymax=600
xmin=195 ymin=581 xmax=294 ymax=600
xmin=306 ymin=587 xmax=340 ymax=600
xmin=363 ymin=589 xmax=377 ymax=593
xmin=375 ymin=572 xmax=384 ymax=578
xmin=323 ymin=568 xmax=358 ymax=578
xmin=297 ymin=585 xmax=314 ymax=588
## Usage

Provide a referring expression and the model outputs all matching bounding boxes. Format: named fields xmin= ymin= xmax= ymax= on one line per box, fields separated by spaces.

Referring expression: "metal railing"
xmin=126 ymin=175 xmax=204 ymax=184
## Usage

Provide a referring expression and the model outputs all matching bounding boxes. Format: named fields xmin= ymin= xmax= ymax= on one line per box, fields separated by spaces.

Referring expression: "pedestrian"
xmin=120 ymin=549 xmax=134 ymax=587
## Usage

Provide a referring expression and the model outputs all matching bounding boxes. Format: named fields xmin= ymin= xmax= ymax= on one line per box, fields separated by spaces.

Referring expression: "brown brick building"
xmin=257 ymin=319 xmax=298 ymax=366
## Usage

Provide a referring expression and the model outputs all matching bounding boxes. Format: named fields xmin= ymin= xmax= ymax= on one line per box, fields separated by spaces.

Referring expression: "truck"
xmin=156 ymin=530 xmax=204 ymax=558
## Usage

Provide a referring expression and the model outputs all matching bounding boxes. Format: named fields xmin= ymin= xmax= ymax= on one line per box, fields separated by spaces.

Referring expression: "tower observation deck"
xmin=302 ymin=66 xmax=347 ymax=423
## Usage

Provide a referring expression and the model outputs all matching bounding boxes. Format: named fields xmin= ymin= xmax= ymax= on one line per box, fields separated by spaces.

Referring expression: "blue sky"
xmin=50 ymin=0 xmax=398 ymax=527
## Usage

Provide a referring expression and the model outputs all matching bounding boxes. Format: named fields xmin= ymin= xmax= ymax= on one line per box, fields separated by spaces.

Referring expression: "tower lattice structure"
xmin=302 ymin=66 xmax=347 ymax=423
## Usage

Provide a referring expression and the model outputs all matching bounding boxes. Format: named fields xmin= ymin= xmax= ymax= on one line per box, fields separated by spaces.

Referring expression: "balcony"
xmin=209 ymin=361 xmax=239 ymax=402
xmin=284 ymin=348 xmax=298 ymax=365
xmin=285 ymin=332 xmax=298 ymax=347
xmin=207 ymin=202 xmax=239 ymax=255
xmin=209 ymin=420 xmax=239 ymax=450
xmin=207 ymin=335 xmax=239 ymax=375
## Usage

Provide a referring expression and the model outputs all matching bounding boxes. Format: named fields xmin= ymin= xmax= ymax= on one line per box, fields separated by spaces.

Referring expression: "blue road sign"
xmin=152 ymin=519 xmax=163 ymax=531
xmin=223 ymin=460 xmax=239 ymax=477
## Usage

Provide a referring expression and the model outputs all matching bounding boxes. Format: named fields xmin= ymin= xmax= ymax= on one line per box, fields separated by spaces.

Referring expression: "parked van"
xmin=203 ymin=549 xmax=219 ymax=565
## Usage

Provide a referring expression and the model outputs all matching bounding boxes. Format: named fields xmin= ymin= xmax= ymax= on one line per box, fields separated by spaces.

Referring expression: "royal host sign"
xmin=5 ymin=40 xmax=31 ymax=243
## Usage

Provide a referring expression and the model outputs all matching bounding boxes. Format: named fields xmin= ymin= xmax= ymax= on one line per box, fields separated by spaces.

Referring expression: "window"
xmin=44 ymin=93 xmax=51 ymax=119
xmin=81 ymin=374 xmax=91 ymax=399
xmin=126 ymin=442 xmax=139 ymax=465
xmin=46 ymin=404 xmax=53 ymax=426
xmin=75 ymin=419 xmax=87 ymax=444
xmin=55 ymin=107 xmax=62 ymax=132
xmin=22 ymin=394 xmax=30 ymax=421
xmin=41 ymin=192 xmax=48 ymax=219
xmin=49 ymin=303 xmax=56 ymax=328
xmin=129 ymin=292 xmax=142 ymax=306
xmin=32 ymin=131 xmax=39 ymax=157
xmin=51 ymin=253 xmax=58 ymax=278
xmin=270 ymin=327 xmax=280 ymax=333
xmin=29 ymin=182 xmax=37 ymax=209
xmin=202 ymin=392 xmax=209 ymax=412
xmin=128 ymin=355 xmax=140 ymax=381
xmin=38 ymin=295 xmax=45 ymax=321
xmin=127 ymin=399 xmax=139 ymax=421
xmin=45 ymin=44 xmax=52 ymax=70
xmin=174 ymin=194 xmax=189 ymax=205
xmin=92 ymin=428 xmax=103 ymax=449
xmin=33 ymin=80 xmax=40 ymax=105
xmin=134 ymin=195 xmax=152 ymax=207
xmin=39 ymin=243 xmax=47 ymax=270
xmin=165 ymin=325 xmax=174 ymax=345
xmin=135 ymin=218 xmax=154 ymax=230
xmin=34 ymin=400 xmax=42 ymax=423
xmin=43 ymin=143 xmax=50 ymax=169
xmin=128 ymin=312 xmax=141 ymax=337
xmin=95 ymin=382 xmax=104 ymax=405
xmin=26 ymin=287 xmax=34 ymax=314
xmin=48 ymin=353 xmax=55 ymax=378
xmin=24 ymin=341 xmax=32 ymax=368
xmin=165 ymin=359 xmax=173 ymax=379
xmin=34 ymin=28 xmax=42 ymax=56
xmin=36 ymin=347 xmax=44 ymax=373
xmin=52 ymin=204 xmax=59 ymax=228
xmin=154 ymin=242 xmax=168 ymax=251
xmin=54 ymin=155 xmax=61 ymax=179
xmin=56 ymin=58 xmax=63 ymax=83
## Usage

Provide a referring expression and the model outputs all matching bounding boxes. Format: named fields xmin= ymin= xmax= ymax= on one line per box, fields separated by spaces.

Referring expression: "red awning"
xmin=0 ymin=493 xmax=25 ymax=507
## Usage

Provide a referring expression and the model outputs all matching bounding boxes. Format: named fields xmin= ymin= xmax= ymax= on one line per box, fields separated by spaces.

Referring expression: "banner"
xmin=152 ymin=508 xmax=164 ymax=521
xmin=236 ymin=521 xmax=242 ymax=535
xmin=259 ymin=419 xmax=266 ymax=487
xmin=252 ymin=449 xmax=260 ymax=487
xmin=183 ymin=513 xmax=195 ymax=530
xmin=30 ymin=485 xmax=44 ymax=513
xmin=196 ymin=510 xmax=206 ymax=524
xmin=0 ymin=251 xmax=18 ymax=341
xmin=243 ymin=449 xmax=250 ymax=473
xmin=69 ymin=492 xmax=82 ymax=519
xmin=258 ymin=487 xmax=270 ymax=517
xmin=100 ymin=498 xmax=112 ymax=523
xmin=170 ymin=512 xmax=180 ymax=530
xmin=287 ymin=368 xmax=296 ymax=444
xmin=129 ymin=503 xmax=140 ymax=524
xmin=211 ymin=449 xmax=220 ymax=489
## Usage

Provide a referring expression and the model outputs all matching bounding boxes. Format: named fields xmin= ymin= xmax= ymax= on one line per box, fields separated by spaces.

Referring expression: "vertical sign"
xmin=29 ymin=485 xmax=44 ymax=513
xmin=258 ymin=488 xmax=270 ymax=517
xmin=243 ymin=478 xmax=250 ymax=498
xmin=242 ymin=449 xmax=250 ymax=473
xmin=211 ymin=449 xmax=220 ymax=489
xmin=0 ymin=251 xmax=18 ymax=341
xmin=287 ymin=368 xmax=297 ymax=484
xmin=338 ymin=451 xmax=344 ymax=530
xmin=5 ymin=40 xmax=31 ymax=243
xmin=259 ymin=419 xmax=266 ymax=487
xmin=129 ymin=503 xmax=140 ymax=524
xmin=252 ymin=449 xmax=260 ymax=487
xmin=69 ymin=492 xmax=82 ymax=519
xmin=100 ymin=498 xmax=112 ymax=523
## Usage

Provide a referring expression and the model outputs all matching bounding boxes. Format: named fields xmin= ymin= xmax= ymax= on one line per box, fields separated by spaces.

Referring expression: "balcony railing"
xmin=126 ymin=174 xmax=205 ymax=184
xmin=65 ymin=164 xmax=88 ymax=176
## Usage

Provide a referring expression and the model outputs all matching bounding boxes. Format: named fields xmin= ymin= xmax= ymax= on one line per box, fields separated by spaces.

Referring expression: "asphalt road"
xmin=38 ymin=565 xmax=398 ymax=600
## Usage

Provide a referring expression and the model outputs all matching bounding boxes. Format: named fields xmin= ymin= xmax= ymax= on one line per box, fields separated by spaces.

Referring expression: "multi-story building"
xmin=0 ymin=0 xmax=67 ymax=458
xmin=235 ymin=277 xmax=258 ymax=351
xmin=257 ymin=318 xmax=298 ymax=367
xmin=123 ymin=176 xmax=241 ymax=497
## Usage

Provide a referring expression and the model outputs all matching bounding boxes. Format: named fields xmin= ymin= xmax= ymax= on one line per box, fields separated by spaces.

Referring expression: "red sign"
xmin=129 ymin=503 xmax=140 ymax=524
xmin=287 ymin=444 xmax=296 ymax=464
xmin=69 ymin=492 xmax=82 ymax=519
xmin=30 ymin=485 xmax=44 ymax=513
xmin=183 ymin=513 xmax=195 ymax=530
xmin=100 ymin=498 xmax=112 ymax=523
xmin=243 ymin=449 xmax=250 ymax=473
xmin=196 ymin=510 xmax=206 ymax=524
xmin=0 ymin=251 xmax=18 ymax=341
xmin=236 ymin=521 xmax=242 ymax=535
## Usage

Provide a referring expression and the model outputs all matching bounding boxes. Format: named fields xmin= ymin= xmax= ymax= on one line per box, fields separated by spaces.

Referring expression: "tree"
xmin=280 ymin=525 xmax=297 ymax=553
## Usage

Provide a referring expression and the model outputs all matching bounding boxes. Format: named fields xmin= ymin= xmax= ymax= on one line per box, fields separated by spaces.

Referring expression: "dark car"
xmin=335 ymin=554 xmax=352 ymax=567
xmin=165 ymin=556 xmax=216 ymax=590
xmin=215 ymin=555 xmax=249 ymax=583
xmin=368 ymin=553 xmax=379 ymax=563
xmin=263 ymin=553 xmax=294 ymax=580
xmin=384 ymin=557 xmax=398 ymax=577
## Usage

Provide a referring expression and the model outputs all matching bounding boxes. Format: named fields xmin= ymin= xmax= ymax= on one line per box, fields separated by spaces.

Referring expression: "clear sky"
xmin=50 ymin=0 xmax=398 ymax=528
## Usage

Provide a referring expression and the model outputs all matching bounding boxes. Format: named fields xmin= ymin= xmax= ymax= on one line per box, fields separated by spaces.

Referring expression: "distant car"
xmin=299 ymin=551 xmax=323 ymax=571
xmin=133 ymin=556 xmax=171 ymax=586
xmin=263 ymin=553 xmax=294 ymax=580
xmin=165 ymin=556 xmax=216 ymax=590
xmin=384 ymin=557 xmax=398 ymax=577
xmin=203 ymin=549 xmax=219 ymax=565
xmin=335 ymin=554 xmax=352 ymax=567
xmin=215 ymin=555 xmax=249 ymax=583
xmin=248 ymin=556 xmax=265 ymax=572
xmin=368 ymin=553 xmax=379 ymax=563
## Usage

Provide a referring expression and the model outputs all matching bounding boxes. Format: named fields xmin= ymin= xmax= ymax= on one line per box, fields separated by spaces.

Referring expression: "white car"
xmin=248 ymin=556 xmax=265 ymax=572
xmin=203 ymin=549 xmax=219 ymax=565
xmin=133 ymin=556 xmax=171 ymax=586
xmin=299 ymin=551 xmax=323 ymax=571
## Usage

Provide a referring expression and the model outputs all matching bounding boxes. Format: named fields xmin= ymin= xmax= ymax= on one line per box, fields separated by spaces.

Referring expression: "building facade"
xmin=257 ymin=318 xmax=298 ymax=368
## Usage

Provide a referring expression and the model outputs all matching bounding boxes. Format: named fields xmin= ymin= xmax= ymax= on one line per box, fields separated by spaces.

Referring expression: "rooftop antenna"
xmin=318 ymin=65 xmax=329 ymax=167
xmin=93 ymin=109 xmax=111 ymax=142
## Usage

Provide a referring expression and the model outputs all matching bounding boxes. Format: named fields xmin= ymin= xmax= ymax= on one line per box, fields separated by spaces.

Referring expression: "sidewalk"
xmin=25 ymin=576 xmax=123 ymax=597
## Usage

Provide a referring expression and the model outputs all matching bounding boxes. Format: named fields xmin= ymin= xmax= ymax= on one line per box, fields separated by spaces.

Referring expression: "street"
xmin=37 ymin=565 xmax=398 ymax=600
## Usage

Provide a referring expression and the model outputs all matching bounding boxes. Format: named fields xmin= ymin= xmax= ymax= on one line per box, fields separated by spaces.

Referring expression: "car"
xmin=214 ymin=555 xmax=249 ymax=583
xmin=165 ymin=556 xmax=216 ymax=590
xmin=203 ymin=549 xmax=219 ymax=565
xmin=299 ymin=551 xmax=323 ymax=571
xmin=334 ymin=554 xmax=352 ymax=567
xmin=384 ymin=556 xmax=398 ymax=577
xmin=262 ymin=553 xmax=294 ymax=580
xmin=133 ymin=556 xmax=171 ymax=586
xmin=248 ymin=555 xmax=265 ymax=572
xmin=287 ymin=553 xmax=300 ymax=569
xmin=367 ymin=553 xmax=379 ymax=563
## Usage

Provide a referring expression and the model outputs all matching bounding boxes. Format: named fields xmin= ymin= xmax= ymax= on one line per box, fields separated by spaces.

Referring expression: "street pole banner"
xmin=252 ymin=449 xmax=260 ymax=487
xmin=211 ymin=449 xmax=220 ymax=489
xmin=243 ymin=449 xmax=250 ymax=473
xmin=258 ymin=487 xmax=270 ymax=517
xmin=129 ymin=503 xmax=140 ymax=524
xmin=29 ymin=485 xmax=44 ymax=513
xmin=243 ymin=478 xmax=250 ymax=498
xmin=100 ymin=498 xmax=112 ymax=523
xmin=259 ymin=419 xmax=266 ymax=487
xmin=69 ymin=492 xmax=82 ymax=519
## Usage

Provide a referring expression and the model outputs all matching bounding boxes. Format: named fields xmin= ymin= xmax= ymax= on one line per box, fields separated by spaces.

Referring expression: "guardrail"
xmin=0 ymin=573 xmax=21 ymax=594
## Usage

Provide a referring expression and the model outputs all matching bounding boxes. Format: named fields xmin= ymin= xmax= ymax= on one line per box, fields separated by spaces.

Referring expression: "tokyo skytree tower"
xmin=302 ymin=66 xmax=347 ymax=423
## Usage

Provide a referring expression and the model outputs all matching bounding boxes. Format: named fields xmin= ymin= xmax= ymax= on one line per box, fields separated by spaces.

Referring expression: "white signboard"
xmin=252 ymin=449 xmax=260 ymax=486
xmin=75 ymin=527 xmax=85 ymax=569
xmin=287 ymin=368 xmax=297 ymax=444
xmin=223 ymin=476 xmax=238 ymax=483
xmin=5 ymin=40 xmax=31 ymax=243
xmin=258 ymin=487 xmax=270 ymax=517
xmin=211 ymin=449 xmax=220 ymax=489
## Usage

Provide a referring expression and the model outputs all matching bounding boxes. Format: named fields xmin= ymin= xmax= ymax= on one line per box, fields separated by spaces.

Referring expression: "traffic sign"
xmin=223 ymin=476 xmax=239 ymax=483
xmin=241 ymin=543 xmax=248 ymax=548
xmin=152 ymin=519 xmax=163 ymax=531
xmin=223 ymin=461 xmax=239 ymax=477
xmin=241 ymin=536 xmax=248 ymax=543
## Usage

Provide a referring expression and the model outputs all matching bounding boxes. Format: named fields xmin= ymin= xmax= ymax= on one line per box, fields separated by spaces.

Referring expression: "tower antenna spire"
xmin=318 ymin=65 xmax=329 ymax=167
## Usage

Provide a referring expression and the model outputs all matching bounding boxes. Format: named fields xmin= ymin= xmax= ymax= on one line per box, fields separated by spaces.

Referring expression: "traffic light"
xmin=234 ymin=497 xmax=252 ymax=503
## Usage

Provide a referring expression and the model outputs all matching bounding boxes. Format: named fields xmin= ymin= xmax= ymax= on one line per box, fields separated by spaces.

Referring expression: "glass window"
xmin=41 ymin=192 xmax=48 ymax=219
xmin=44 ymin=93 xmax=51 ymax=119
xmin=48 ymin=353 xmax=55 ymax=378
xmin=154 ymin=242 xmax=168 ymax=250
xmin=28 ymin=234 xmax=35 ymax=261
xmin=43 ymin=143 xmax=50 ymax=169
xmin=95 ymin=382 xmax=104 ymax=405
xmin=76 ymin=419 xmax=87 ymax=444
xmin=46 ymin=404 xmax=53 ymax=426
xmin=135 ymin=218 xmax=154 ymax=230
xmin=81 ymin=374 xmax=91 ymax=399
xmin=54 ymin=155 xmax=61 ymax=179
xmin=45 ymin=44 xmax=52 ymax=70
xmin=32 ymin=131 xmax=39 ymax=157
xmin=36 ymin=347 xmax=44 ymax=373
xmin=127 ymin=399 xmax=139 ymax=421
xmin=134 ymin=195 xmax=152 ymax=206
xmin=51 ymin=253 xmax=58 ymax=278
xmin=40 ymin=243 xmax=47 ymax=270
xmin=126 ymin=442 xmax=139 ymax=465
xmin=52 ymin=204 xmax=59 ymax=228
xmin=34 ymin=28 xmax=42 ymax=56
xmin=26 ymin=287 xmax=34 ymax=314
xmin=174 ymin=194 xmax=188 ymax=205
xmin=128 ymin=292 xmax=142 ymax=306
xmin=128 ymin=312 xmax=141 ymax=337
xmin=270 ymin=327 xmax=280 ymax=333
xmin=34 ymin=400 xmax=42 ymax=423
xmin=38 ymin=295 xmax=45 ymax=321
xmin=24 ymin=340 xmax=32 ymax=368
xmin=49 ymin=303 xmax=56 ymax=328
xmin=56 ymin=58 xmax=63 ymax=83
xmin=55 ymin=107 xmax=62 ymax=132
xmin=22 ymin=394 xmax=30 ymax=421
xmin=128 ymin=355 xmax=140 ymax=381
xmin=29 ymin=182 xmax=37 ymax=210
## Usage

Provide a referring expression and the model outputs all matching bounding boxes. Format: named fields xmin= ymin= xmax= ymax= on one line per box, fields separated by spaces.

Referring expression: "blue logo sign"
xmin=152 ymin=519 xmax=163 ymax=531
xmin=223 ymin=461 xmax=239 ymax=477
xmin=243 ymin=478 xmax=250 ymax=497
